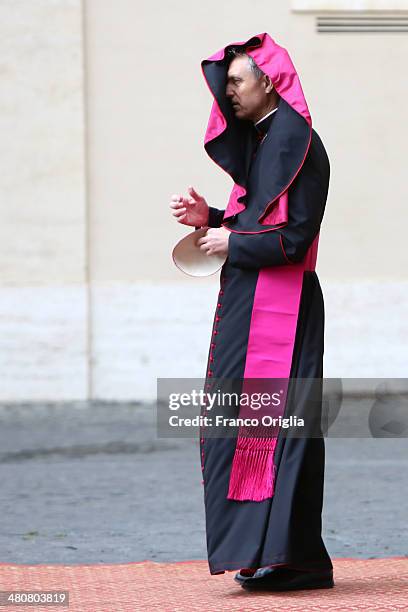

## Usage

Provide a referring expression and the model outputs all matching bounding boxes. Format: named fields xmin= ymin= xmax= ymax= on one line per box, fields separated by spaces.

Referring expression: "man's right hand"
xmin=170 ymin=186 xmax=209 ymax=227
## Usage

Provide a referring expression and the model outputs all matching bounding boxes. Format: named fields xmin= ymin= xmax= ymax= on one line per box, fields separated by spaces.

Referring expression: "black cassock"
xmin=198 ymin=100 xmax=333 ymax=575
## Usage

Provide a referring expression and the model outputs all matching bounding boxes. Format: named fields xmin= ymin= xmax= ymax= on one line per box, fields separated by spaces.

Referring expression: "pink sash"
xmin=226 ymin=233 xmax=320 ymax=501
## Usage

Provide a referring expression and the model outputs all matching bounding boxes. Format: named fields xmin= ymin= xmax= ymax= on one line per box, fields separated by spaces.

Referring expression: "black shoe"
xmin=241 ymin=567 xmax=334 ymax=591
xmin=234 ymin=566 xmax=275 ymax=584
xmin=234 ymin=571 xmax=254 ymax=584
xmin=234 ymin=571 xmax=248 ymax=584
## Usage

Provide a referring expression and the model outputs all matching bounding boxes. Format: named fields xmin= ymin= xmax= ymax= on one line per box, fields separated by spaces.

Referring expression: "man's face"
xmin=226 ymin=55 xmax=269 ymax=122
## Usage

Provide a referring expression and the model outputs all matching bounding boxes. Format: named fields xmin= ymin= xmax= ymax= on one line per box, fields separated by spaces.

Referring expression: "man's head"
xmin=226 ymin=48 xmax=279 ymax=123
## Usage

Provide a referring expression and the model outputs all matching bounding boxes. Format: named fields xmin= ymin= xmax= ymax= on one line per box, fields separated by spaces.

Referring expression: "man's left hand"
xmin=197 ymin=227 xmax=230 ymax=257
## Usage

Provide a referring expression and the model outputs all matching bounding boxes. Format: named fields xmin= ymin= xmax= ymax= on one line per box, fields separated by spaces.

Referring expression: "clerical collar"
xmin=253 ymin=106 xmax=279 ymax=136
xmin=255 ymin=107 xmax=278 ymax=126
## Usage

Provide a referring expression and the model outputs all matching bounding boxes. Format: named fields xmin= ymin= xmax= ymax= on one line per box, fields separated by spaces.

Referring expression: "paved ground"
xmin=0 ymin=400 xmax=407 ymax=564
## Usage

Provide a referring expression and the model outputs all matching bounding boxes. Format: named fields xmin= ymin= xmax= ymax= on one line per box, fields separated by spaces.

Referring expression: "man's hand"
xmin=170 ymin=186 xmax=209 ymax=227
xmin=197 ymin=227 xmax=230 ymax=257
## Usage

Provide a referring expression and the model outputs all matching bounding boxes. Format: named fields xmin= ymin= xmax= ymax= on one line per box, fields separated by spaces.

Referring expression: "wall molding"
xmin=292 ymin=0 xmax=408 ymax=11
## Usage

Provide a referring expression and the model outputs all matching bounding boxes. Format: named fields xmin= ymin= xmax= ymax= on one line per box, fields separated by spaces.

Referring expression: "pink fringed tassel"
xmin=227 ymin=437 xmax=278 ymax=502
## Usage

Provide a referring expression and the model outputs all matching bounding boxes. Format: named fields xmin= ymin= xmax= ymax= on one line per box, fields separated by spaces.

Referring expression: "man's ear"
xmin=264 ymin=75 xmax=274 ymax=94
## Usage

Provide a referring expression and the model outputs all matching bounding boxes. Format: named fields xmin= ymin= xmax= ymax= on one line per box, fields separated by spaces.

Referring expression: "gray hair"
xmin=227 ymin=47 xmax=264 ymax=80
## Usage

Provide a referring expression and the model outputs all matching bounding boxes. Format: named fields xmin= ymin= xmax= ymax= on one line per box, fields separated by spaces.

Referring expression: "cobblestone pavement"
xmin=0 ymin=400 xmax=406 ymax=564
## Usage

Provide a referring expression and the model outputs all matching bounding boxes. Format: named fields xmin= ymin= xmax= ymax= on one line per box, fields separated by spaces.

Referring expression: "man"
xmin=170 ymin=33 xmax=334 ymax=591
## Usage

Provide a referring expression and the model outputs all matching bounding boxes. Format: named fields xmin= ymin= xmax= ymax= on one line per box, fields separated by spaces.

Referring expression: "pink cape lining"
xmin=202 ymin=32 xmax=311 ymax=225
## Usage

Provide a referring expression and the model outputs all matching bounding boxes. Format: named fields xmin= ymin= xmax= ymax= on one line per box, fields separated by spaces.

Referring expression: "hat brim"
xmin=172 ymin=227 xmax=227 ymax=277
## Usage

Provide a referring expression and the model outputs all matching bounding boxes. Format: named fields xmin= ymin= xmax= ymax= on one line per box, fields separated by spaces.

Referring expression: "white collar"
xmin=254 ymin=106 xmax=278 ymax=126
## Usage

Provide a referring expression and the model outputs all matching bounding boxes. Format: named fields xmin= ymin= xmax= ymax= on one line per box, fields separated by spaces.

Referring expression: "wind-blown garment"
xmin=198 ymin=33 xmax=333 ymax=576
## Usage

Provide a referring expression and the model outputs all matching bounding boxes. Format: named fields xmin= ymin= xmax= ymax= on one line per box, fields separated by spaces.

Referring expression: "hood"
xmin=201 ymin=32 xmax=312 ymax=230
